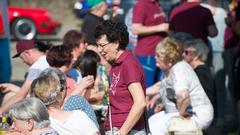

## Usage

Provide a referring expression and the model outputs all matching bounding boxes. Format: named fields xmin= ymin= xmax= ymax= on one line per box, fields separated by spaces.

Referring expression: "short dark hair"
xmin=75 ymin=50 xmax=100 ymax=79
xmin=47 ymin=45 xmax=73 ymax=68
xmin=94 ymin=20 xmax=129 ymax=50
xmin=35 ymin=41 xmax=51 ymax=53
xmin=63 ymin=30 xmax=86 ymax=50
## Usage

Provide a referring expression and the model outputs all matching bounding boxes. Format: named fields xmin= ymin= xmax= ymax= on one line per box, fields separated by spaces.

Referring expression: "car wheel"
xmin=12 ymin=18 xmax=37 ymax=40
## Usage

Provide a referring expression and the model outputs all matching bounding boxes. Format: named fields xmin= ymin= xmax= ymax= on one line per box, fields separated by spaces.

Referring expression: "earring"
xmin=168 ymin=63 xmax=172 ymax=67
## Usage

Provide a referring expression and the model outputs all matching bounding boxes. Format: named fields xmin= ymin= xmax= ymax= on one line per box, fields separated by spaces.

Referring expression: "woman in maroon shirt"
xmin=94 ymin=20 xmax=147 ymax=135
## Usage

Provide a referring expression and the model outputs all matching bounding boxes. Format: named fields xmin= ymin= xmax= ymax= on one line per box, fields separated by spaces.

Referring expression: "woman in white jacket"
xmin=147 ymin=37 xmax=213 ymax=135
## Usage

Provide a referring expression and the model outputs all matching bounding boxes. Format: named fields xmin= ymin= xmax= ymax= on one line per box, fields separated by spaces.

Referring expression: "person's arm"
xmin=233 ymin=21 xmax=240 ymax=36
xmin=118 ymin=82 xmax=146 ymax=135
xmin=146 ymin=93 xmax=161 ymax=111
xmin=132 ymin=23 xmax=169 ymax=36
xmin=71 ymin=75 xmax=95 ymax=96
xmin=207 ymin=24 xmax=218 ymax=37
xmin=146 ymin=81 xmax=161 ymax=96
xmin=176 ymin=90 xmax=190 ymax=117
xmin=0 ymin=80 xmax=32 ymax=114
xmin=0 ymin=83 xmax=20 ymax=93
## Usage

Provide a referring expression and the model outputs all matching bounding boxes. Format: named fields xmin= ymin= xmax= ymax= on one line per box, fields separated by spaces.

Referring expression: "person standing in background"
xmin=81 ymin=0 xmax=107 ymax=46
xmin=169 ymin=0 xmax=218 ymax=67
xmin=132 ymin=0 xmax=169 ymax=88
xmin=81 ymin=0 xmax=112 ymax=74
xmin=201 ymin=0 xmax=227 ymax=74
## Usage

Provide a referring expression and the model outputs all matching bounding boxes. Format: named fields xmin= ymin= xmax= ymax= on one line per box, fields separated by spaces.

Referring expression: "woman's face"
xmin=96 ymin=35 xmax=118 ymax=63
xmin=155 ymin=50 xmax=170 ymax=72
xmin=72 ymin=42 xmax=87 ymax=61
xmin=182 ymin=47 xmax=197 ymax=64
xmin=11 ymin=118 xmax=32 ymax=135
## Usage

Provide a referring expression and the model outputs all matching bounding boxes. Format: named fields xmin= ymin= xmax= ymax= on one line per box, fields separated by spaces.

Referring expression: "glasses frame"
xmin=96 ymin=42 xmax=111 ymax=50
xmin=183 ymin=50 xmax=197 ymax=56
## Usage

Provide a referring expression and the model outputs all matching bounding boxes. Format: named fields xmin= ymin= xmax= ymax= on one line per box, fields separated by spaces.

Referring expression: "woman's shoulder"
xmin=71 ymin=110 xmax=90 ymax=119
xmin=173 ymin=61 xmax=192 ymax=71
xmin=49 ymin=110 xmax=75 ymax=122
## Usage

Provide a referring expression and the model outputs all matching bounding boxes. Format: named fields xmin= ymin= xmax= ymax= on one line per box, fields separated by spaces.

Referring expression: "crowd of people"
xmin=0 ymin=0 xmax=240 ymax=135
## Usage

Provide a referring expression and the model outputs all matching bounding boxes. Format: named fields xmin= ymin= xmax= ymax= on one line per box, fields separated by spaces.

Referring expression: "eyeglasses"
xmin=183 ymin=50 xmax=196 ymax=55
xmin=96 ymin=42 xmax=111 ymax=50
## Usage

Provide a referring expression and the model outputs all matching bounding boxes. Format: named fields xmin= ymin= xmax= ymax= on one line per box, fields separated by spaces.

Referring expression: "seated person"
xmin=7 ymin=98 xmax=59 ymax=135
xmin=31 ymin=67 xmax=100 ymax=135
xmin=75 ymin=50 xmax=109 ymax=105
xmin=147 ymin=37 xmax=213 ymax=135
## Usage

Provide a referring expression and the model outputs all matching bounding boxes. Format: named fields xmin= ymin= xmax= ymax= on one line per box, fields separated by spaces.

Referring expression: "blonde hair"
xmin=155 ymin=37 xmax=183 ymax=65
xmin=31 ymin=67 xmax=66 ymax=106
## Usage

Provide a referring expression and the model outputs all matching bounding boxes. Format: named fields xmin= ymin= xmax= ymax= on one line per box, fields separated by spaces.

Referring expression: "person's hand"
xmin=154 ymin=103 xmax=164 ymax=113
xmin=81 ymin=75 xmax=95 ymax=89
xmin=146 ymin=97 xmax=156 ymax=111
xmin=146 ymin=94 xmax=161 ymax=111
xmin=0 ymin=83 xmax=20 ymax=93
xmin=157 ymin=23 xmax=169 ymax=32
xmin=116 ymin=129 xmax=127 ymax=135
xmin=73 ymin=75 xmax=95 ymax=95
xmin=179 ymin=112 xmax=191 ymax=119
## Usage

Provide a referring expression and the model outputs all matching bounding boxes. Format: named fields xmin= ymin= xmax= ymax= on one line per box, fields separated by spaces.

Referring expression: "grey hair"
xmin=40 ymin=67 xmax=66 ymax=84
xmin=184 ymin=39 xmax=209 ymax=61
xmin=8 ymin=98 xmax=50 ymax=129
xmin=31 ymin=67 xmax=66 ymax=106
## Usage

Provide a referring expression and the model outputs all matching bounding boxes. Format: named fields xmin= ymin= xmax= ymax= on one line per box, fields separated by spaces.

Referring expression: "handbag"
xmin=167 ymin=117 xmax=203 ymax=135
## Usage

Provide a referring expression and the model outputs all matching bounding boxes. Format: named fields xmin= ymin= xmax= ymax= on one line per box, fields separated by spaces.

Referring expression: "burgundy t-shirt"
xmin=133 ymin=0 xmax=166 ymax=56
xmin=104 ymin=50 xmax=146 ymax=131
xmin=169 ymin=2 xmax=215 ymax=43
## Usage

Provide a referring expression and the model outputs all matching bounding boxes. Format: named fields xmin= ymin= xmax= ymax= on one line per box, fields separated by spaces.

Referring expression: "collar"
xmin=114 ymin=50 xmax=132 ymax=65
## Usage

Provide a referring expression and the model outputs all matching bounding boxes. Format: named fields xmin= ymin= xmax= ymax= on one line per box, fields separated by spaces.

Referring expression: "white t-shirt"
xmin=50 ymin=110 xmax=99 ymax=135
xmin=26 ymin=55 xmax=49 ymax=81
xmin=201 ymin=4 xmax=227 ymax=52
xmin=159 ymin=61 xmax=212 ymax=113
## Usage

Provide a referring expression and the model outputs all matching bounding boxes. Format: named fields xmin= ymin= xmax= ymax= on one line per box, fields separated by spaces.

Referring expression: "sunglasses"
xmin=183 ymin=50 xmax=196 ymax=55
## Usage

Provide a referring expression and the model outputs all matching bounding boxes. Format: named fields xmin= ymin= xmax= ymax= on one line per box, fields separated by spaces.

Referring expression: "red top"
xmin=170 ymin=2 xmax=215 ymax=43
xmin=0 ymin=13 xmax=4 ymax=37
xmin=133 ymin=0 xmax=166 ymax=56
xmin=66 ymin=76 xmax=75 ymax=97
xmin=104 ymin=50 xmax=146 ymax=131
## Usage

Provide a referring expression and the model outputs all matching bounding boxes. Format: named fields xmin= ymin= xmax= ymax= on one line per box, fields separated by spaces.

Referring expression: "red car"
xmin=0 ymin=6 xmax=61 ymax=40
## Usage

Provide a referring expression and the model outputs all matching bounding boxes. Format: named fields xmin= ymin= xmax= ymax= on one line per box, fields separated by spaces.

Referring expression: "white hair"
xmin=8 ymin=98 xmax=50 ymax=129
